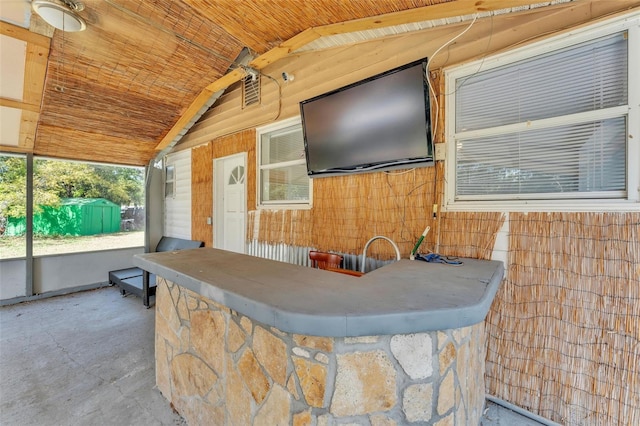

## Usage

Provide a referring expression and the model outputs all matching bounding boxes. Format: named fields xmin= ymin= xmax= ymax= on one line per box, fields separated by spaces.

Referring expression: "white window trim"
xmin=256 ymin=116 xmax=313 ymax=210
xmin=164 ymin=163 xmax=175 ymax=199
xmin=443 ymin=12 xmax=640 ymax=213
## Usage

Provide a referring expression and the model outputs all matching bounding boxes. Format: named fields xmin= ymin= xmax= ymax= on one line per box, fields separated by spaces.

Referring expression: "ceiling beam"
xmin=22 ymin=44 xmax=49 ymax=106
xmin=1 ymin=21 xmax=50 ymax=153
xmin=0 ymin=21 xmax=50 ymax=48
xmin=0 ymin=97 xmax=40 ymax=113
xmin=248 ymin=28 xmax=323 ymax=70
xmin=154 ymin=0 xmax=578 ymax=153
xmin=18 ymin=111 xmax=38 ymax=150
xmin=0 ymin=144 xmax=31 ymax=154
xmin=316 ymin=0 xmax=551 ymax=35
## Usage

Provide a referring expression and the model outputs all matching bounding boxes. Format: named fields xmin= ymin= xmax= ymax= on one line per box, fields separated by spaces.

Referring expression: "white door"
xmin=214 ymin=153 xmax=246 ymax=253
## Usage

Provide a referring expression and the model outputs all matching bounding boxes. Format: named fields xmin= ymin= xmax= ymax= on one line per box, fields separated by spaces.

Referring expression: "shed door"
xmin=89 ymin=206 xmax=107 ymax=234
xmin=214 ymin=153 xmax=246 ymax=253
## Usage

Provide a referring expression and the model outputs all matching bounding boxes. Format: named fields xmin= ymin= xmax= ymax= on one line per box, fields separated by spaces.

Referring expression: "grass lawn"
xmin=0 ymin=232 xmax=144 ymax=259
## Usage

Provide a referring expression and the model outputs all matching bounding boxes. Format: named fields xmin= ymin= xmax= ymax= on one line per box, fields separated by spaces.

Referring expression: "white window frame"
xmin=444 ymin=12 xmax=640 ymax=212
xmin=164 ymin=163 xmax=175 ymax=199
xmin=256 ymin=116 xmax=312 ymax=209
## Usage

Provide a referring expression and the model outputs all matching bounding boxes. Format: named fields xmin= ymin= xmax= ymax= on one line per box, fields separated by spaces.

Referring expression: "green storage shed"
xmin=5 ymin=198 xmax=121 ymax=236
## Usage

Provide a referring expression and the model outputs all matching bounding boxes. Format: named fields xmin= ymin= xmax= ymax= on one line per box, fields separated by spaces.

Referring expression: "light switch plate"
xmin=435 ymin=143 xmax=446 ymax=161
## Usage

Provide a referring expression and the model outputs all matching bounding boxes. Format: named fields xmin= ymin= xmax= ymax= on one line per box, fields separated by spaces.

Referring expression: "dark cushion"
xmin=155 ymin=236 xmax=205 ymax=252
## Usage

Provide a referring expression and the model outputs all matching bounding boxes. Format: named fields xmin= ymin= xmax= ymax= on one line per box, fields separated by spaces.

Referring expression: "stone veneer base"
xmin=156 ymin=278 xmax=487 ymax=425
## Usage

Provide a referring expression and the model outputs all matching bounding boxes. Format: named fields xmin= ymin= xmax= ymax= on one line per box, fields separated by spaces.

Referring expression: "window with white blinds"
xmin=257 ymin=117 xmax=311 ymax=208
xmin=164 ymin=164 xmax=175 ymax=199
xmin=445 ymin=15 xmax=639 ymax=211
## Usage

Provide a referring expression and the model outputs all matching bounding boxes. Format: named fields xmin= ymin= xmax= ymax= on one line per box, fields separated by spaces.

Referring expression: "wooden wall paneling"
xmin=290 ymin=209 xmax=313 ymax=248
xmin=201 ymin=126 xmax=445 ymax=259
xmin=258 ymin=210 xmax=272 ymax=245
xmin=244 ymin=131 xmax=257 ymax=213
xmin=180 ymin=29 xmax=477 ymax=259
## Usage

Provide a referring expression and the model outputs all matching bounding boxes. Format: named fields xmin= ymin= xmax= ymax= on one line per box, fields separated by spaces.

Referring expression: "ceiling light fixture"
xmin=32 ymin=0 xmax=87 ymax=32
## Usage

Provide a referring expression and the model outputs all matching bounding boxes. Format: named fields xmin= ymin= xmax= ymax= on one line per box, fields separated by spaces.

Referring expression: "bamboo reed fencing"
xmin=35 ymin=0 xmax=244 ymax=166
xmin=191 ymin=142 xmax=213 ymax=246
xmin=437 ymin=211 xmax=505 ymax=260
xmin=197 ymin=127 xmax=504 ymax=262
xmin=485 ymin=212 xmax=640 ymax=425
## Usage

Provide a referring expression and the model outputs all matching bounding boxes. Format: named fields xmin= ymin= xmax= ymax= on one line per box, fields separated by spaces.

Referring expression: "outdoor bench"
xmin=108 ymin=236 xmax=204 ymax=307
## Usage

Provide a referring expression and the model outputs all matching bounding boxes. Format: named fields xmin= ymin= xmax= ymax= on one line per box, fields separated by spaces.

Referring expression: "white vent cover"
xmin=243 ymin=73 xmax=260 ymax=108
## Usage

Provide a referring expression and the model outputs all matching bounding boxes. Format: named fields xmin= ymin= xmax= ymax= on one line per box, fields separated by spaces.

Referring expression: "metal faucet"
xmin=361 ymin=235 xmax=401 ymax=273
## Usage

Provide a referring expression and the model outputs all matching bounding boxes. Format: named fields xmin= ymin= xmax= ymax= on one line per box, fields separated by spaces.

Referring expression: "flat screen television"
xmin=300 ymin=58 xmax=433 ymax=178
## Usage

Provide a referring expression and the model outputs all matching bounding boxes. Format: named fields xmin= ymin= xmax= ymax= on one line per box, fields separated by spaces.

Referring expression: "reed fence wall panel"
xmin=485 ymin=212 xmax=640 ymax=425
xmin=310 ymin=167 xmax=439 ymax=258
xmin=191 ymin=143 xmax=213 ymax=246
xmin=437 ymin=212 xmax=505 ymax=260
xmin=197 ymin=132 xmax=504 ymax=263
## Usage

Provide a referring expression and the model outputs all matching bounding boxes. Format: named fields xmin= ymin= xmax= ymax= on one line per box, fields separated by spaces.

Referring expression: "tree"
xmin=89 ymin=165 xmax=144 ymax=206
xmin=0 ymin=157 xmax=27 ymax=218
xmin=34 ymin=161 xmax=144 ymax=206
xmin=0 ymin=156 xmax=144 ymax=219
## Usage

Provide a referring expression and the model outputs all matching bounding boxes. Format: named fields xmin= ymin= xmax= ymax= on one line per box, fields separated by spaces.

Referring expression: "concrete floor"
xmin=0 ymin=287 xmax=544 ymax=426
xmin=482 ymin=402 xmax=549 ymax=426
xmin=0 ymin=287 xmax=184 ymax=426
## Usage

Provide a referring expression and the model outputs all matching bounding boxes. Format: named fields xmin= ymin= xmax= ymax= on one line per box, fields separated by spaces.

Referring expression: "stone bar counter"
xmin=134 ymin=248 xmax=503 ymax=425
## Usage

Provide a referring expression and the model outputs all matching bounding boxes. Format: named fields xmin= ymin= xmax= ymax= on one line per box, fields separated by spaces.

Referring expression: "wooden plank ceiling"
xmin=0 ymin=0 xmax=637 ymax=166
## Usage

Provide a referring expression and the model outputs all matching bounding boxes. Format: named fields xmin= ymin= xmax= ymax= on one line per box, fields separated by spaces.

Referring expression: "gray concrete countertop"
xmin=134 ymin=248 xmax=504 ymax=337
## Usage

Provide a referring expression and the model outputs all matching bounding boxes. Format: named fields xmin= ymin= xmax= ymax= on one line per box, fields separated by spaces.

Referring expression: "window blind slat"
xmin=452 ymin=29 xmax=629 ymax=200
xmin=456 ymin=117 xmax=626 ymax=197
xmin=261 ymin=128 xmax=305 ymax=164
xmin=455 ymin=32 xmax=628 ymax=133
xmin=258 ymin=120 xmax=311 ymax=206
